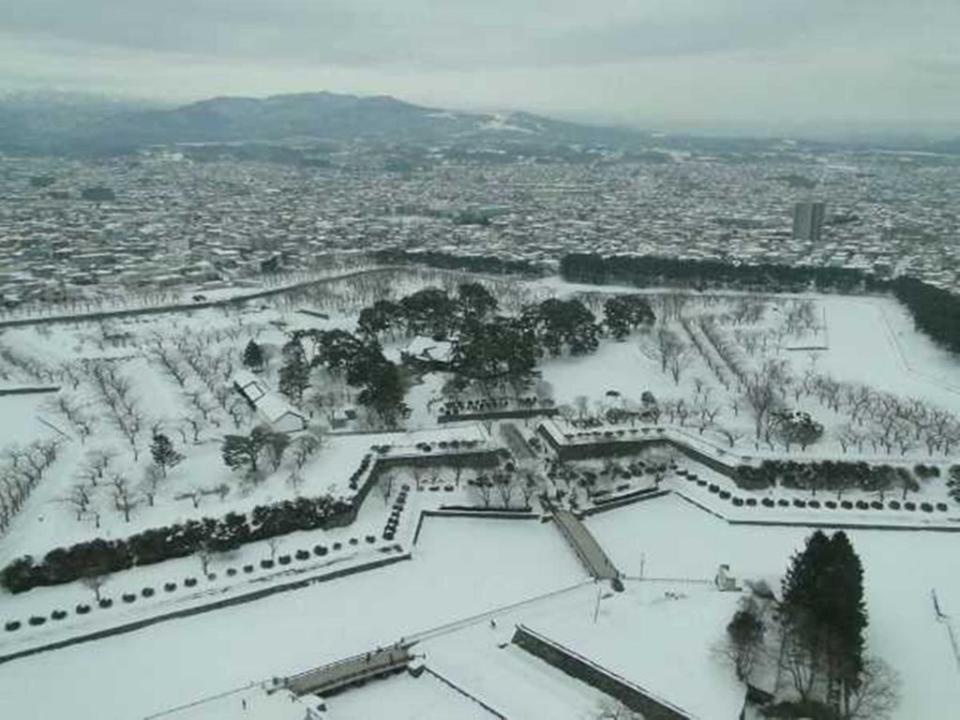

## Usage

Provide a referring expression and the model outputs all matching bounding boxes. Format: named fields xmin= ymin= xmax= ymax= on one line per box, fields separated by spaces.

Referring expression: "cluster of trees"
xmin=0 ymin=492 xmax=352 ymax=593
xmin=0 ymin=441 xmax=62 ymax=534
xmin=828 ymin=381 xmax=960 ymax=458
xmin=779 ymin=532 xmax=876 ymax=719
xmin=88 ymin=361 xmax=146 ymax=460
xmin=734 ymin=460 xmax=920 ymax=499
xmin=369 ymin=249 xmax=545 ymax=277
xmin=561 ymin=254 xmax=878 ymax=294
xmin=469 ymin=468 xmax=539 ymax=509
xmin=891 ymin=277 xmax=960 ymax=355
xmin=603 ymin=295 xmax=657 ymax=340
xmin=561 ymin=253 xmax=960 ymax=358
xmin=284 ymin=329 xmax=408 ymax=426
xmin=221 ymin=425 xmax=296 ymax=476
xmin=150 ymin=329 xmax=243 ymax=433
xmin=351 ymin=283 xmax=619 ymax=402
xmin=720 ymin=533 xmax=897 ymax=719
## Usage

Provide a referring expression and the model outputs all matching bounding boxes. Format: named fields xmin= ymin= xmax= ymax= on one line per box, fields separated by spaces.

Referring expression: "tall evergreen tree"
xmin=278 ymin=354 xmax=310 ymax=404
xmin=242 ymin=340 xmax=264 ymax=370
xmin=780 ymin=530 xmax=868 ymax=707
xmin=150 ymin=433 xmax=183 ymax=477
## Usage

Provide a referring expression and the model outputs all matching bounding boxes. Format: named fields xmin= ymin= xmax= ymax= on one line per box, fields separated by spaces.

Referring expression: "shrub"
xmin=870 ymin=501 xmax=883 ymax=510
xmin=333 ymin=542 xmax=342 ymax=551
xmin=51 ymin=609 xmax=67 ymax=621
xmin=278 ymin=555 xmax=292 ymax=565
xmin=295 ymin=550 xmax=310 ymax=561
xmin=206 ymin=573 xmax=217 ymax=581
xmin=226 ymin=567 xmax=238 ymax=576
xmin=164 ymin=582 xmax=177 ymax=592
xmin=762 ymin=498 xmax=775 ymax=508
xmin=841 ymin=501 xmax=853 ymax=510
xmin=808 ymin=500 xmax=821 ymax=509
xmin=184 ymin=577 xmax=198 ymax=587
xmin=793 ymin=499 xmax=807 ymax=508
xmin=28 ymin=616 xmax=46 ymax=626
xmin=778 ymin=499 xmax=790 ymax=507
xmin=366 ymin=535 xmax=376 ymax=543
xmin=75 ymin=604 xmax=91 ymax=615
xmin=732 ymin=497 xmax=744 ymax=506
xmin=708 ymin=484 xmax=719 ymax=493
xmin=122 ymin=593 xmax=136 ymax=603
xmin=745 ymin=498 xmax=757 ymax=507
xmin=825 ymin=501 xmax=837 ymax=510
xmin=260 ymin=559 xmax=274 ymax=569
xmin=314 ymin=546 xmax=328 ymax=556
xmin=141 ymin=587 xmax=155 ymax=598
xmin=936 ymin=503 xmax=948 ymax=512
xmin=719 ymin=491 xmax=731 ymax=500
xmin=921 ymin=503 xmax=934 ymax=513
xmin=5 ymin=620 xmax=21 ymax=631
xmin=697 ymin=480 xmax=707 ymax=487
xmin=98 ymin=598 xmax=113 ymax=609
xmin=244 ymin=564 xmax=254 ymax=573
xmin=889 ymin=500 xmax=901 ymax=510
xmin=349 ymin=538 xmax=359 ymax=545
xmin=904 ymin=502 xmax=916 ymax=511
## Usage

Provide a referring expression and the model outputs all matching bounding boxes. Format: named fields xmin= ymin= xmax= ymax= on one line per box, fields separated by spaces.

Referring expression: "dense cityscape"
xmin=1 ymin=145 xmax=958 ymax=308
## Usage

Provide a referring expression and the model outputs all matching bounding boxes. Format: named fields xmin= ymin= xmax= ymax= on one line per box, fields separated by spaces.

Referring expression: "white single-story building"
xmin=402 ymin=336 xmax=454 ymax=366
xmin=232 ymin=371 xmax=307 ymax=433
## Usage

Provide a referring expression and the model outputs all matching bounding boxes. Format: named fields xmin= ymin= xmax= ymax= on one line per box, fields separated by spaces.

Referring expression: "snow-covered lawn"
xmin=0 ymin=515 xmax=587 ymax=719
xmin=588 ymin=495 xmax=960 ymax=720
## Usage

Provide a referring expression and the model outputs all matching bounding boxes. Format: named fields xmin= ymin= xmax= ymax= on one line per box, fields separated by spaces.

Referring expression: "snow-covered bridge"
xmin=548 ymin=504 xmax=621 ymax=582
xmin=283 ymin=642 xmax=414 ymax=697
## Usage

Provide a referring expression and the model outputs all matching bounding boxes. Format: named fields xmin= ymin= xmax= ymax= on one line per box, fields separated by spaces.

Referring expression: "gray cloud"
xmin=0 ymin=0 xmax=957 ymax=131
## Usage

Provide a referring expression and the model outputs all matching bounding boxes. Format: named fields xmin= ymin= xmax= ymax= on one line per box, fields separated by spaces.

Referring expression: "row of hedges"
xmin=735 ymin=460 xmax=924 ymax=493
xmin=689 ymin=475 xmax=950 ymax=513
xmin=4 ymin=539 xmax=397 ymax=633
xmin=1 ymin=493 xmax=355 ymax=594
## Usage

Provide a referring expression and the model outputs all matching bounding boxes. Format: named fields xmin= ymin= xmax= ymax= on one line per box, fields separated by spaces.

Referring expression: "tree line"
xmin=560 ymin=253 xmax=960 ymax=355
xmin=369 ymin=249 xmax=546 ymax=277
xmin=1 ymin=492 xmax=353 ymax=594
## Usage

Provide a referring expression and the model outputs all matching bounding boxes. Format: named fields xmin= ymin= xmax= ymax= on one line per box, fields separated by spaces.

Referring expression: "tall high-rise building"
xmin=792 ymin=202 xmax=826 ymax=242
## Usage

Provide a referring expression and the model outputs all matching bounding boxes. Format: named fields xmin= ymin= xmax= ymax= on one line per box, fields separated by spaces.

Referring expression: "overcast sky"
xmin=1 ymin=0 xmax=957 ymax=134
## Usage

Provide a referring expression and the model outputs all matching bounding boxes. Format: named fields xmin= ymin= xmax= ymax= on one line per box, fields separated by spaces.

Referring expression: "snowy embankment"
xmin=0 ymin=516 xmax=587 ymax=719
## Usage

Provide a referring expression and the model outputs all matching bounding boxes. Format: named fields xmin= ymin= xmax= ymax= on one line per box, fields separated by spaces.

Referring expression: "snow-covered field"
xmin=588 ymin=496 xmax=960 ymax=720
xmin=3 ymin=272 xmax=960 ymax=720
xmin=0 ymin=516 xmax=587 ymax=718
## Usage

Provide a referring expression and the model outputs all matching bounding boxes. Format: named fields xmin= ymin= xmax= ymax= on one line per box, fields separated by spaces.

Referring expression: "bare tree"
xmin=842 ymin=656 xmax=900 ymax=720
xmin=495 ymin=471 xmax=515 ymax=508
xmin=715 ymin=595 xmax=766 ymax=682
xmin=286 ymin=468 xmax=305 ymax=492
xmin=474 ymin=475 xmax=494 ymax=507
xmin=110 ymin=473 xmax=138 ymax=522
xmin=378 ymin=473 xmax=395 ymax=505
xmin=292 ymin=431 xmax=323 ymax=469
xmin=64 ymin=482 xmax=92 ymax=520
xmin=82 ymin=575 xmax=107 ymax=603
xmin=743 ymin=370 xmax=779 ymax=442
xmin=718 ymin=427 xmax=745 ymax=448
xmin=140 ymin=463 xmax=164 ymax=506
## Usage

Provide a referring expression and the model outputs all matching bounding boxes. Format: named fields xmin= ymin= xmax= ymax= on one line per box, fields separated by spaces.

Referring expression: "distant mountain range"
xmin=0 ymin=90 xmax=650 ymax=155
xmin=0 ymin=90 xmax=956 ymax=156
